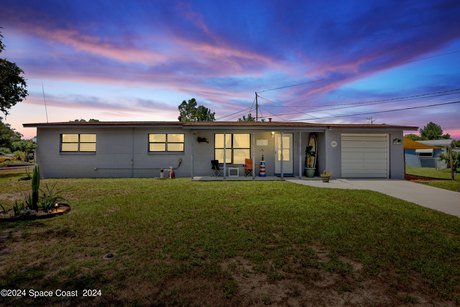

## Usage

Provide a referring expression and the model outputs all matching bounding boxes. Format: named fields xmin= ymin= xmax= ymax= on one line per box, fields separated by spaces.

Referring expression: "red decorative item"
xmin=169 ymin=167 xmax=176 ymax=179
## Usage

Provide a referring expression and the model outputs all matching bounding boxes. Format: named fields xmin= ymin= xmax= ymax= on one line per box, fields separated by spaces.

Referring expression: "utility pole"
xmin=367 ymin=117 xmax=375 ymax=124
xmin=255 ymin=92 xmax=259 ymax=122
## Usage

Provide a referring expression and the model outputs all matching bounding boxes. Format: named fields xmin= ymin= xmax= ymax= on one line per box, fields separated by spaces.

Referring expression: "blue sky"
xmin=1 ymin=0 xmax=460 ymax=138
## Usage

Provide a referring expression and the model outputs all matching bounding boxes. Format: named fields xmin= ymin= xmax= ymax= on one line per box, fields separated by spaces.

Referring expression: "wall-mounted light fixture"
xmin=271 ymin=131 xmax=275 ymax=137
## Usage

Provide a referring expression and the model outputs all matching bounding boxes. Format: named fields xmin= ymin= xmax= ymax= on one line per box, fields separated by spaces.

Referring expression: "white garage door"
xmin=341 ymin=134 xmax=389 ymax=178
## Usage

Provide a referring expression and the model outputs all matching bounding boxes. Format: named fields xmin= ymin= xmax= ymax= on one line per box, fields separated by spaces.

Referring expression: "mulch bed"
xmin=405 ymin=174 xmax=451 ymax=181
xmin=0 ymin=204 xmax=71 ymax=222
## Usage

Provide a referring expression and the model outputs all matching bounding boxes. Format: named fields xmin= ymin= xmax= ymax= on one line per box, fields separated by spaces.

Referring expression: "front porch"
xmin=192 ymin=176 xmax=283 ymax=181
xmin=188 ymin=128 xmax=325 ymax=178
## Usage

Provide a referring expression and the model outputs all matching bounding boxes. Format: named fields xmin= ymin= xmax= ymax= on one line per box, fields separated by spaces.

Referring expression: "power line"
xmin=290 ymin=100 xmax=460 ymax=121
xmin=258 ymin=87 xmax=460 ymax=109
xmin=258 ymin=79 xmax=322 ymax=93
xmin=259 ymin=91 xmax=460 ymax=117
xmin=217 ymin=104 xmax=254 ymax=121
xmin=218 ymin=107 xmax=254 ymax=121
xmin=257 ymin=49 xmax=460 ymax=93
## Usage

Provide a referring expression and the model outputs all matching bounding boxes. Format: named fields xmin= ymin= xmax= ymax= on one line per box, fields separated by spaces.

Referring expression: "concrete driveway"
xmin=287 ymin=179 xmax=460 ymax=217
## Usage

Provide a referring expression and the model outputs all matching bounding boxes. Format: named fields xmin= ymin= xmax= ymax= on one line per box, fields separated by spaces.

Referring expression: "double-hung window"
xmin=214 ymin=133 xmax=250 ymax=164
xmin=149 ymin=134 xmax=185 ymax=152
xmin=61 ymin=134 xmax=96 ymax=152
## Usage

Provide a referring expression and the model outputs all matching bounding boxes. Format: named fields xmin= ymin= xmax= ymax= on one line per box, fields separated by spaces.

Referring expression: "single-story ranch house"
xmin=23 ymin=121 xmax=417 ymax=179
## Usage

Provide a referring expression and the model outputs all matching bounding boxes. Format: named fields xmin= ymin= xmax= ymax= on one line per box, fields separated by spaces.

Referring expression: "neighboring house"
xmin=404 ymin=138 xmax=435 ymax=168
xmin=23 ymin=121 xmax=417 ymax=179
xmin=404 ymin=138 xmax=453 ymax=169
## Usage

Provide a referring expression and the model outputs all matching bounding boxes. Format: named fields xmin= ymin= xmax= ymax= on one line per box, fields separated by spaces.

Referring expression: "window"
xmin=214 ymin=133 xmax=250 ymax=164
xmin=149 ymin=133 xmax=184 ymax=152
xmin=61 ymin=134 xmax=96 ymax=152
xmin=416 ymin=149 xmax=433 ymax=157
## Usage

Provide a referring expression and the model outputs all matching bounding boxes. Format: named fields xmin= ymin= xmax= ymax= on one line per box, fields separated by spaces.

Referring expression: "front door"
xmin=275 ymin=133 xmax=293 ymax=175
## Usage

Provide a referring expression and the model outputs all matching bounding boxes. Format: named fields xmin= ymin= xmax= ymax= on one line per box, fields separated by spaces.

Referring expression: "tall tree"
xmin=238 ymin=113 xmax=256 ymax=122
xmin=0 ymin=120 xmax=22 ymax=149
xmin=419 ymin=121 xmax=450 ymax=140
xmin=0 ymin=30 xmax=28 ymax=116
xmin=178 ymin=98 xmax=215 ymax=122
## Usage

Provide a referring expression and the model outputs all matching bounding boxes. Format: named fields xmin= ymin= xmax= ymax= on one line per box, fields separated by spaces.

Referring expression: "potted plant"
xmin=320 ymin=170 xmax=332 ymax=183
xmin=305 ymin=145 xmax=316 ymax=177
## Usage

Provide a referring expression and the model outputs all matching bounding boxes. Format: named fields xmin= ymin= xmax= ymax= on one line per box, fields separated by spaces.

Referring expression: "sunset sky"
xmin=1 ymin=0 xmax=460 ymax=139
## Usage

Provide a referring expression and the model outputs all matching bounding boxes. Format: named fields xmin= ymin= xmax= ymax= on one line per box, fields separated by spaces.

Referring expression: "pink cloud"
xmin=32 ymin=28 xmax=167 ymax=65
xmin=445 ymin=129 xmax=460 ymax=140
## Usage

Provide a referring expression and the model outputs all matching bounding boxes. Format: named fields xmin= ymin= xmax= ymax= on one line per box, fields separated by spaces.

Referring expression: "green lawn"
xmin=406 ymin=167 xmax=460 ymax=192
xmin=1 ymin=171 xmax=459 ymax=305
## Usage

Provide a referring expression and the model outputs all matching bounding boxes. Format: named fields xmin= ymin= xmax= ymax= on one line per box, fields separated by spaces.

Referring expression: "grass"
xmin=406 ymin=167 xmax=460 ymax=192
xmin=1 ymin=170 xmax=460 ymax=305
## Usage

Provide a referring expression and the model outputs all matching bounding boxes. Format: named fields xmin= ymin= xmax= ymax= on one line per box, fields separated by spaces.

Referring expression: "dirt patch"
xmin=220 ymin=244 xmax=456 ymax=306
xmin=0 ymin=192 xmax=24 ymax=202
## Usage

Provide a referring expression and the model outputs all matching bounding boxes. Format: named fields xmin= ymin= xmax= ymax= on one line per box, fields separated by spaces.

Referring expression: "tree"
xmin=419 ymin=121 xmax=450 ymax=140
xmin=405 ymin=133 xmax=421 ymax=141
xmin=440 ymin=142 xmax=459 ymax=180
xmin=178 ymin=98 xmax=215 ymax=122
xmin=0 ymin=119 xmax=22 ymax=149
xmin=11 ymin=139 xmax=36 ymax=162
xmin=238 ymin=113 xmax=256 ymax=122
xmin=0 ymin=30 xmax=28 ymax=116
xmin=71 ymin=118 xmax=100 ymax=122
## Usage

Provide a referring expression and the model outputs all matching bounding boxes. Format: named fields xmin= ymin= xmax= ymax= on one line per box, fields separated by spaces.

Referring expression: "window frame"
xmin=148 ymin=133 xmax=185 ymax=153
xmin=60 ymin=133 xmax=97 ymax=153
xmin=214 ymin=133 xmax=251 ymax=165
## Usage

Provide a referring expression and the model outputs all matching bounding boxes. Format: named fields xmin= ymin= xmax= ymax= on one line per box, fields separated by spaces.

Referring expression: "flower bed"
xmin=0 ymin=203 xmax=71 ymax=222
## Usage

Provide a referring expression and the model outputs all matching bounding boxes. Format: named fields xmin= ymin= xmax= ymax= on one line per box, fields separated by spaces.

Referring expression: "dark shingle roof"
xmin=23 ymin=121 xmax=417 ymax=130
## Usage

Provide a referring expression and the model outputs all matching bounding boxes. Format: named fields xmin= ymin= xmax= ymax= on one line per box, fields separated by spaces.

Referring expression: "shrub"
xmin=0 ymin=147 xmax=12 ymax=153
xmin=39 ymin=184 xmax=65 ymax=212
xmin=13 ymin=150 xmax=26 ymax=161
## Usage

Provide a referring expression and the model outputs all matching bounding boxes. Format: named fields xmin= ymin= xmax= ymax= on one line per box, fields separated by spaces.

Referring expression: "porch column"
xmin=280 ymin=131 xmax=284 ymax=178
xmin=298 ymin=131 xmax=302 ymax=179
xmin=190 ymin=131 xmax=194 ymax=178
xmin=223 ymin=132 xmax=227 ymax=180
xmin=251 ymin=131 xmax=255 ymax=180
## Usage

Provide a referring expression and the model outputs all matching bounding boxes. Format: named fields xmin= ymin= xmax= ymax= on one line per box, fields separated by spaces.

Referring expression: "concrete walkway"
xmin=287 ymin=179 xmax=460 ymax=217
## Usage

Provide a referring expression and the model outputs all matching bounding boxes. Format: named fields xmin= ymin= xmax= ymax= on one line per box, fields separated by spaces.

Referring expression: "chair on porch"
xmin=244 ymin=158 xmax=253 ymax=176
xmin=211 ymin=160 xmax=222 ymax=177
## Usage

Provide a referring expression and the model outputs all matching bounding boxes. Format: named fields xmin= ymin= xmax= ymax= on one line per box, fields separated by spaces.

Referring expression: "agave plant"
xmin=31 ymin=165 xmax=40 ymax=211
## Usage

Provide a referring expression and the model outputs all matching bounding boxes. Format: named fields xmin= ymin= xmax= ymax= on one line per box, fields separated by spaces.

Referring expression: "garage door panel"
xmin=342 ymin=151 xmax=388 ymax=157
xmin=342 ymin=147 xmax=387 ymax=152
xmin=341 ymin=134 xmax=389 ymax=178
xmin=340 ymin=172 xmax=387 ymax=178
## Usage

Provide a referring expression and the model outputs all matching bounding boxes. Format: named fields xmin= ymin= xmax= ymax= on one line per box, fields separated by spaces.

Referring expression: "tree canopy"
xmin=178 ymin=98 xmax=215 ymax=122
xmin=71 ymin=119 xmax=100 ymax=122
xmin=238 ymin=113 xmax=256 ymax=122
xmin=0 ymin=120 xmax=22 ymax=149
xmin=0 ymin=30 xmax=28 ymax=116
xmin=419 ymin=121 xmax=450 ymax=140
xmin=405 ymin=133 xmax=421 ymax=141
